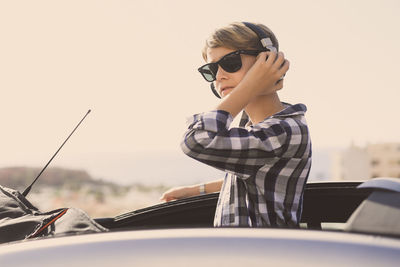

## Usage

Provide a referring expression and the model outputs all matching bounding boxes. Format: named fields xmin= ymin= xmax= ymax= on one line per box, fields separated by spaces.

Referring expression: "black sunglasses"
xmin=198 ymin=49 xmax=265 ymax=82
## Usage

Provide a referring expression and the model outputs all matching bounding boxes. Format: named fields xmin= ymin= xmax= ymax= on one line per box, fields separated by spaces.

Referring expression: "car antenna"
xmin=22 ymin=109 xmax=91 ymax=197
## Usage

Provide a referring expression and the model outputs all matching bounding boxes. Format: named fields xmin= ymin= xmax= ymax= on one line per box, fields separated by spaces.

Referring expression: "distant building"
xmin=332 ymin=143 xmax=400 ymax=181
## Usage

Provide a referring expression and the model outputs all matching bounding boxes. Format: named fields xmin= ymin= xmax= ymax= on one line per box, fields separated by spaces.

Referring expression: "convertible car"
xmin=0 ymin=178 xmax=399 ymax=266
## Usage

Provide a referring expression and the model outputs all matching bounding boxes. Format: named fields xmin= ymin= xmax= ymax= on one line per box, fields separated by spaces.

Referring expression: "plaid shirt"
xmin=181 ymin=103 xmax=312 ymax=227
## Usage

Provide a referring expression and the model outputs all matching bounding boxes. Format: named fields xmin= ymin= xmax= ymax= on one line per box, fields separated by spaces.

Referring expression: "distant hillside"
xmin=0 ymin=166 xmax=122 ymax=191
xmin=0 ymin=166 xmax=167 ymax=217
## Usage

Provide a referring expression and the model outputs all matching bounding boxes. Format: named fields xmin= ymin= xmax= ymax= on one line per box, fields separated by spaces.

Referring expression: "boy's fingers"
xmin=256 ymin=51 xmax=268 ymax=62
xmin=274 ymin=52 xmax=285 ymax=68
xmin=277 ymin=59 xmax=290 ymax=77
xmin=275 ymin=78 xmax=284 ymax=90
xmin=265 ymin=51 xmax=277 ymax=65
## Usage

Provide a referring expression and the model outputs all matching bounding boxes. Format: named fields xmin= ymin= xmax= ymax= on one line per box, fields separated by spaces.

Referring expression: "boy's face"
xmin=207 ymin=47 xmax=257 ymax=98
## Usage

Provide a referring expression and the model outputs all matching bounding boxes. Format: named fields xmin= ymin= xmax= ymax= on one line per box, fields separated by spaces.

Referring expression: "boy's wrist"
xmin=216 ymin=84 xmax=254 ymax=118
xmin=199 ymin=184 xmax=206 ymax=195
xmin=187 ymin=185 xmax=204 ymax=196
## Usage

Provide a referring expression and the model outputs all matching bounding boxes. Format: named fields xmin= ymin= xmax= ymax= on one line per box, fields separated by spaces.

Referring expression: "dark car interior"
xmin=95 ymin=182 xmax=373 ymax=231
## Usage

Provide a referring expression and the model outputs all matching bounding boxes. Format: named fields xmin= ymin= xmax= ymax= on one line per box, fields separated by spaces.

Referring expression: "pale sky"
xmin=1 ymin=0 xmax=399 ymax=185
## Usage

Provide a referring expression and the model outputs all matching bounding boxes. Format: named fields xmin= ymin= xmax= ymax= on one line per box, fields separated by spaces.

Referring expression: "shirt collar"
xmin=239 ymin=103 xmax=307 ymax=127
xmin=271 ymin=103 xmax=307 ymax=118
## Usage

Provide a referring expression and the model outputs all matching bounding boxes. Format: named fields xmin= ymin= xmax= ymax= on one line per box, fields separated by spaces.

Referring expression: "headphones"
xmin=210 ymin=22 xmax=277 ymax=98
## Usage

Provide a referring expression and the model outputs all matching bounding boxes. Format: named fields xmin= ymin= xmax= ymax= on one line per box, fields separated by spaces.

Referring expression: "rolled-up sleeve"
xmin=181 ymin=110 xmax=288 ymax=178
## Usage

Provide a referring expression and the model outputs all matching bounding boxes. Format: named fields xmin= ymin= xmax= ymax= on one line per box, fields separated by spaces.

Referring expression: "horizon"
xmin=1 ymin=146 xmax=338 ymax=187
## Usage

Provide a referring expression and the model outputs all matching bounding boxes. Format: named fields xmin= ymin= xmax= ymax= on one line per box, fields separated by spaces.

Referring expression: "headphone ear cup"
xmin=210 ymin=83 xmax=221 ymax=99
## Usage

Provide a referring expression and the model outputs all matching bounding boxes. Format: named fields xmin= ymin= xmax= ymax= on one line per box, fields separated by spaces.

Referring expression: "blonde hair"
xmin=202 ymin=22 xmax=279 ymax=61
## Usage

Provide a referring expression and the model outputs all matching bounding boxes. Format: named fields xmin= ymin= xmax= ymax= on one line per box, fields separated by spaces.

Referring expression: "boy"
xmin=161 ymin=22 xmax=312 ymax=227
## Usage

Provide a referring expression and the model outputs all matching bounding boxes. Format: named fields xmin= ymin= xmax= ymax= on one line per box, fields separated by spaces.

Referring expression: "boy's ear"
xmin=210 ymin=83 xmax=221 ymax=99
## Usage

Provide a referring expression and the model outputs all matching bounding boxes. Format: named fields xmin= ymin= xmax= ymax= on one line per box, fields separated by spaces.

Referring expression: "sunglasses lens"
xmin=220 ymin=54 xmax=242 ymax=73
xmin=199 ymin=64 xmax=218 ymax=82
xmin=198 ymin=51 xmax=245 ymax=82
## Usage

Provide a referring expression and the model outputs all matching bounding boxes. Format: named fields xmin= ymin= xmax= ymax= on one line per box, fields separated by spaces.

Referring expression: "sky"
xmin=1 ymin=0 xmax=399 ymax=185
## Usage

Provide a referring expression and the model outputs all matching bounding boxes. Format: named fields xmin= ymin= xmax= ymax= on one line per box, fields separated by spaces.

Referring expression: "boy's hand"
xmin=160 ymin=186 xmax=196 ymax=202
xmin=216 ymin=51 xmax=289 ymax=119
xmin=161 ymin=180 xmax=223 ymax=202
xmin=241 ymin=51 xmax=289 ymax=98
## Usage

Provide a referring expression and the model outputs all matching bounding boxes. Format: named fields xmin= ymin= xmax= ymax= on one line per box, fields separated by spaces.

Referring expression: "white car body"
xmin=1 ymin=228 xmax=400 ymax=267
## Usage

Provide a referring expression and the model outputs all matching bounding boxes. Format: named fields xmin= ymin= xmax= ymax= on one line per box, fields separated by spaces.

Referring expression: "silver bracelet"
xmin=199 ymin=184 xmax=206 ymax=195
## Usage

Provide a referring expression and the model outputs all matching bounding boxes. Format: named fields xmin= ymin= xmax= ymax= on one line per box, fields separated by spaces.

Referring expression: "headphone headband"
xmin=242 ymin=22 xmax=277 ymax=53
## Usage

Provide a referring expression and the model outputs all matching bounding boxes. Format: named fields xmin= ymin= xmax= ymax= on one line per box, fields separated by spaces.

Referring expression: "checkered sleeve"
xmin=181 ymin=110 xmax=288 ymax=178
